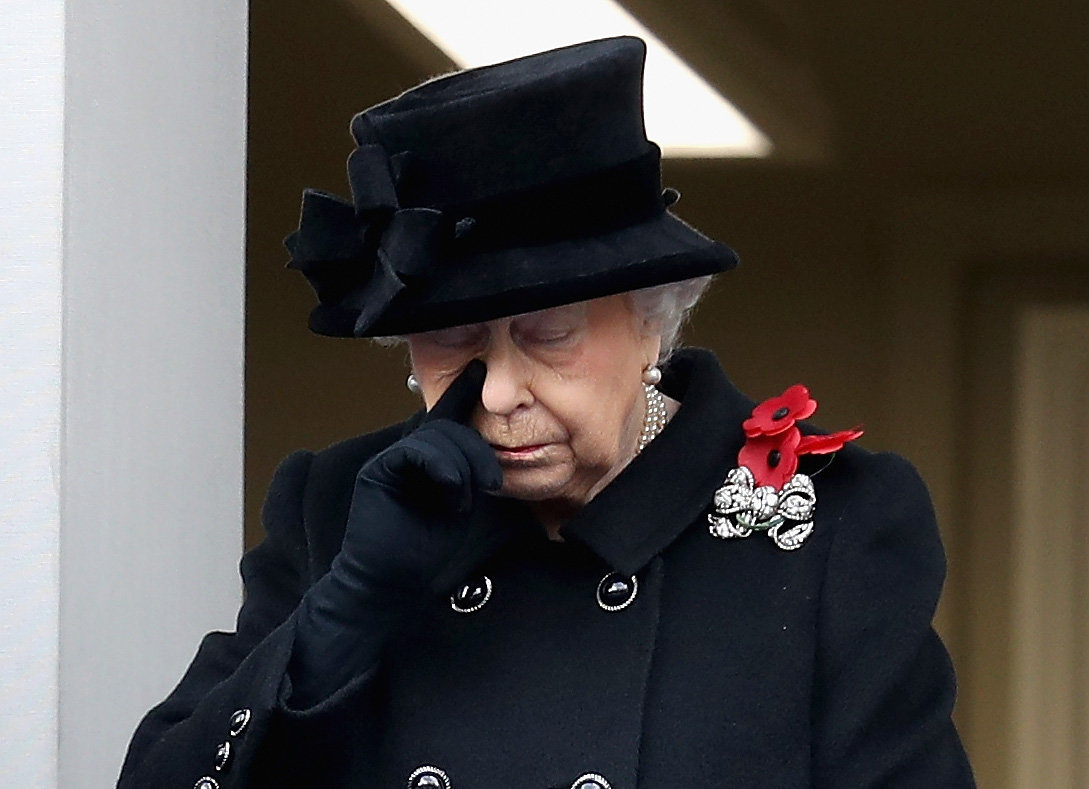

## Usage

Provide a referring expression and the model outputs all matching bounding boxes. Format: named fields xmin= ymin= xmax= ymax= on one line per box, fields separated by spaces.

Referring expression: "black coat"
xmin=118 ymin=349 xmax=974 ymax=788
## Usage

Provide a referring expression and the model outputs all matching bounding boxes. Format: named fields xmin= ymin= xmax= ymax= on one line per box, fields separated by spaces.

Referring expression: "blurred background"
xmin=245 ymin=2 xmax=1089 ymax=786
xmin=7 ymin=1 xmax=1086 ymax=785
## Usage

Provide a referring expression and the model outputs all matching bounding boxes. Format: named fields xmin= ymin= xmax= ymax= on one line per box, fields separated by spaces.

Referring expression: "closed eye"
xmin=418 ymin=325 xmax=487 ymax=349
xmin=511 ymin=307 xmax=586 ymax=348
xmin=525 ymin=329 xmax=574 ymax=344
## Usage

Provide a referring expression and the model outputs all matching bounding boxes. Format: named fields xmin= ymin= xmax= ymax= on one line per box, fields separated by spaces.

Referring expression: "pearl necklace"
xmin=638 ymin=384 xmax=669 ymax=453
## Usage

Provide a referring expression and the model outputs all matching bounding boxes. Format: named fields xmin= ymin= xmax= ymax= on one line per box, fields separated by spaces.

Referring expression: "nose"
xmin=479 ymin=343 xmax=533 ymax=416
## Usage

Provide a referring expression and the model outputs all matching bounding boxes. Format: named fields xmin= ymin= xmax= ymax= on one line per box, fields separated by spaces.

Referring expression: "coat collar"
xmin=560 ymin=347 xmax=752 ymax=576
xmin=431 ymin=348 xmax=751 ymax=592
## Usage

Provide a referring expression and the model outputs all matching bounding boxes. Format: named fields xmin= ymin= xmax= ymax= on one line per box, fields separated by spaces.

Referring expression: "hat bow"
xmin=285 ymin=144 xmax=446 ymax=335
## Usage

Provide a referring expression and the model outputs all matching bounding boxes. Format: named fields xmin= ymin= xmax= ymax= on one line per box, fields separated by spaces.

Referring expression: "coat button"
xmin=213 ymin=741 xmax=231 ymax=771
xmin=408 ymin=765 xmax=452 ymax=788
xmin=450 ymin=575 xmax=492 ymax=614
xmin=228 ymin=708 xmax=251 ymax=736
xmin=596 ymin=572 xmax=638 ymax=611
xmin=572 ymin=773 xmax=612 ymax=789
xmin=194 ymin=778 xmax=220 ymax=789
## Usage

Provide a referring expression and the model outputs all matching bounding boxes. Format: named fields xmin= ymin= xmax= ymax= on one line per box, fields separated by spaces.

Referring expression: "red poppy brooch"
xmin=708 ymin=384 xmax=863 ymax=551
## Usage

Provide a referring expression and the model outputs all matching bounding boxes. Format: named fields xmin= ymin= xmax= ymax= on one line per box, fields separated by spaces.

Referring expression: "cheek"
xmin=538 ymin=355 xmax=642 ymax=463
xmin=576 ymin=338 xmax=647 ymax=455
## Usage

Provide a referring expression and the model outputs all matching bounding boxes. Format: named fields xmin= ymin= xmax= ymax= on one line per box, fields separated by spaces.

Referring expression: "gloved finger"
xmin=415 ymin=436 xmax=474 ymax=512
xmin=403 ymin=424 xmax=500 ymax=511
xmin=423 ymin=421 xmax=503 ymax=494
xmin=422 ymin=359 xmax=486 ymax=425
xmin=372 ymin=431 xmax=470 ymax=497
xmin=375 ymin=428 xmax=479 ymax=512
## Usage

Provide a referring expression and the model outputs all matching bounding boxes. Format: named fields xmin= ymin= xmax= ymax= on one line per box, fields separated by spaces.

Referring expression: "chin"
xmin=499 ymin=467 xmax=575 ymax=503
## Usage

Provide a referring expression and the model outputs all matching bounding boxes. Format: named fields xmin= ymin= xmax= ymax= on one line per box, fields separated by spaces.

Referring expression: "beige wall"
xmin=246 ymin=3 xmax=1089 ymax=784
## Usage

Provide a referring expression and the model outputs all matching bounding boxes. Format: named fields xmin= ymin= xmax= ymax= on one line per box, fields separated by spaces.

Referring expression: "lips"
xmin=490 ymin=444 xmax=548 ymax=454
xmin=489 ymin=442 xmax=554 ymax=462
xmin=491 ymin=443 xmax=547 ymax=452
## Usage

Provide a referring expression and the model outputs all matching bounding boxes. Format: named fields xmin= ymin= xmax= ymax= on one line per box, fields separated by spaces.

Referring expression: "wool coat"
xmin=118 ymin=349 xmax=975 ymax=788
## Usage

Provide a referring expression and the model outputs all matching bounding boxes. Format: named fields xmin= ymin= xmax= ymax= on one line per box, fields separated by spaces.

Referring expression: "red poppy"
xmin=738 ymin=427 xmax=802 ymax=489
xmin=743 ymin=384 xmax=818 ymax=437
xmin=796 ymin=426 xmax=865 ymax=456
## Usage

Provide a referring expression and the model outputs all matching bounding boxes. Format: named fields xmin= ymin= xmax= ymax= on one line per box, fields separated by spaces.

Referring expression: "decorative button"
xmin=596 ymin=572 xmax=638 ymax=611
xmin=228 ymin=708 xmax=251 ymax=736
xmin=213 ymin=741 xmax=231 ymax=771
xmin=572 ymin=773 xmax=612 ymax=789
xmin=408 ymin=765 xmax=452 ymax=789
xmin=450 ymin=575 xmax=492 ymax=614
xmin=194 ymin=778 xmax=220 ymax=789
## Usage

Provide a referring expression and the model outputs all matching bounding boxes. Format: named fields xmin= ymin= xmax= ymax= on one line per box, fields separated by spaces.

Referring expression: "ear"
xmin=623 ymin=293 xmax=663 ymax=368
xmin=639 ymin=320 xmax=663 ymax=370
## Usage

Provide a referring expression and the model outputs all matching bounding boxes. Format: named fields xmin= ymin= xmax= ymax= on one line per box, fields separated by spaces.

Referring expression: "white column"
xmin=0 ymin=2 xmax=65 ymax=786
xmin=3 ymin=1 xmax=248 ymax=787
xmin=60 ymin=1 xmax=248 ymax=786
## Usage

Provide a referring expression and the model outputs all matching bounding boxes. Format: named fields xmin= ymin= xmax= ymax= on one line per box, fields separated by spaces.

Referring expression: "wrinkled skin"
xmin=407 ymin=294 xmax=662 ymax=533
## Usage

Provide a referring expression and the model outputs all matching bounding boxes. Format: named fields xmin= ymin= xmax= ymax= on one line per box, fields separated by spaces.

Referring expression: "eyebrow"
xmin=513 ymin=305 xmax=587 ymax=324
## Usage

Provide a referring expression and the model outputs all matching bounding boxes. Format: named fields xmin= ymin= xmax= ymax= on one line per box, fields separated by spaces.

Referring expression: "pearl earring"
xmin=406 ymin=374 xmax=421 ymax=394
xmin=641 ymin=364 xmax=662 ymax=386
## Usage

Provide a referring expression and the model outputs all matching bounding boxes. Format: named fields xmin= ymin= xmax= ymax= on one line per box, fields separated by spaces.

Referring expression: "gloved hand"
xmin=288 ymin=361 xmax=502 ymax=707
xmin=335 ymin=359 xmax=502 ymax=594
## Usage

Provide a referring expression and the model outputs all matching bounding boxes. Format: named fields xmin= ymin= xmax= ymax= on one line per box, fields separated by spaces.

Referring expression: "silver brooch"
xmin=708 ymin=465 xmax=816 ymax=551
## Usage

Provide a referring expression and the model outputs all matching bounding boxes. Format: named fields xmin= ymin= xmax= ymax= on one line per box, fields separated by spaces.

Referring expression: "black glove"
xmin=288 ymin=361 xmax=502 ymax=707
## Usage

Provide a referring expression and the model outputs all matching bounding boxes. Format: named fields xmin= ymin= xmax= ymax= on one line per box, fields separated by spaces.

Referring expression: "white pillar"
xmin=2 ymin=1 xmax=248 ymax=786
xmin=0 ymin=3 xmax=65 ymax=786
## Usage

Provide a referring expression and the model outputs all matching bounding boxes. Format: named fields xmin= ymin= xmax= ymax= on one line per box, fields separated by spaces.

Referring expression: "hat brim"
xmin=307 ymin=209 xmax=738 ymax=338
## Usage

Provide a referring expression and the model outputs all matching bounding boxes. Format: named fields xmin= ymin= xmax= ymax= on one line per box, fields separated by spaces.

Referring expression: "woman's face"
xmin=407 ymin=294 xmax=661 ymax=512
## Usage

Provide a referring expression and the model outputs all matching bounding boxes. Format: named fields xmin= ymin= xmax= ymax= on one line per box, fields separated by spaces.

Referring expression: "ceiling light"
xmin=381 ymin=0 xmax=772 ymax=157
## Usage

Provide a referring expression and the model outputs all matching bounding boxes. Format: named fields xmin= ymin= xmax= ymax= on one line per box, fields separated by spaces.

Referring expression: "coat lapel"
xmin=561 ymin=348 xmax=753 ymax=576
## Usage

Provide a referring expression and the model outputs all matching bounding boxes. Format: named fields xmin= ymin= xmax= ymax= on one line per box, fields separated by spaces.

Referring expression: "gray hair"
xmin=372 ymin=275 xmax=714 ymax=360
xmin=627 ymin=275 xmax=714 ymax=362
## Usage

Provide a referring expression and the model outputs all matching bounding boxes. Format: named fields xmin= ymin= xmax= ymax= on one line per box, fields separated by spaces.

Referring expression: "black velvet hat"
xmin=285 ymin=36 xmax=739 ymax=338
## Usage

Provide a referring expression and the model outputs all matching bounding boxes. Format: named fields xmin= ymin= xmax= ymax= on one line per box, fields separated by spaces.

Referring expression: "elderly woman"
xmin=118 ymin=37 xmax=974 ymax=788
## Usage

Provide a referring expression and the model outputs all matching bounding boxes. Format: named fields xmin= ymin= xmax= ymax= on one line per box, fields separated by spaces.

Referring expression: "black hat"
xmin=285 ymin=36 xmax=738 ymax=338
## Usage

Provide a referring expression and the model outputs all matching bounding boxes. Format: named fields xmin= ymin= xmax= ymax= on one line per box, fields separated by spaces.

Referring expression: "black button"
xmin=772 ymin=406 xmax=791 ymax=420
xmin=450 ymin=575 xmax=492 ymax=614
xmin=572 ymin=773 xmax=611 ymax=789
xmin=408 ymin=765 xmax=451 ymax=789
xmin=194 ymin=778 xmax=220 ymax=789
xmin=596 ymin=572 xmax=638 ymax=611
xmin=228 ymin=708 xmax=251 ymax=736
xmin=213 ymin=741 xmax=231 ymax=771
